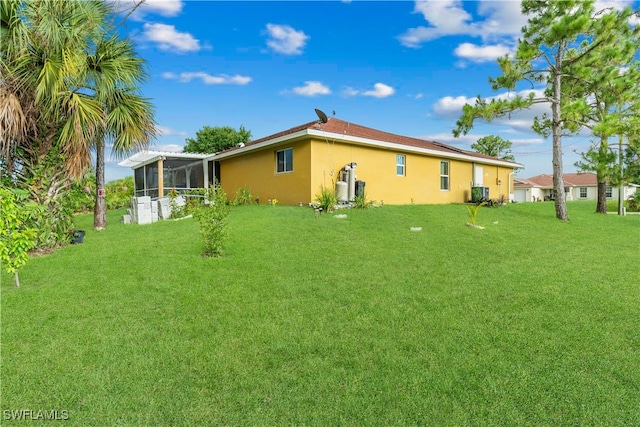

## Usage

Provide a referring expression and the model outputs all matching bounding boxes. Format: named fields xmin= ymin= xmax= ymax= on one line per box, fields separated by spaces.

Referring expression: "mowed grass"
xmin=1 ymin=202 xmax=639 ymax=426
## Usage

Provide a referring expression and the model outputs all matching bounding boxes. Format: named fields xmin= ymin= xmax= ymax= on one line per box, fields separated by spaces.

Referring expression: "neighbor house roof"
xmin=209 ymin=118 xmax=523 ymax=169
xmin=515 ymin=173 xmax=599 ymax=188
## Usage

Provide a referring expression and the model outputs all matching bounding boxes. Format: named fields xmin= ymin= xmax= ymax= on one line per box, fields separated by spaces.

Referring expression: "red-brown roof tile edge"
xmin=517 ymin=172 xmax=599 ymax=187
xmin=218 ymin=117 xmax=518 ymax=164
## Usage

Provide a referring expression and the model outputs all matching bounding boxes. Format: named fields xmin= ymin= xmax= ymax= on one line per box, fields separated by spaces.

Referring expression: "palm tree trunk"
xmin=94 ymin=140 xmax=107 ymax=230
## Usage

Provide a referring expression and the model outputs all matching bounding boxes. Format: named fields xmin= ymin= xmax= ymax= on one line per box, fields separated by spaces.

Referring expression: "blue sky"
xmin=108 ymin=0 xmax=639 ymax=182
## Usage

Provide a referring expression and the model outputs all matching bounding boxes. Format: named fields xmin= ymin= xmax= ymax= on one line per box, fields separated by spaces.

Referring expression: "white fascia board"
xmin=307 ymin=129 xmax=524 ymax=169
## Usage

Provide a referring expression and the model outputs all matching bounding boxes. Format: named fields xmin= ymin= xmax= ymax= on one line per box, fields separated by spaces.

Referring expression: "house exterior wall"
xmin=219 ymin=139 xmax=312 ymax=205
xmin=218 ymin=136 xmax=517 ymax=205
xmin=309 ymin=137 xmax=515 ymax=205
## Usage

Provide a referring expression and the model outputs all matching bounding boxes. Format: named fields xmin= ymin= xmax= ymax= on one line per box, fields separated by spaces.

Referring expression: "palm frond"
xmin=59 ymin=92 xmax=104 ymax=177
xmin=106 ymin=91 xmax=157 ymax=157
xmin=0 ymin=87 xmax=26 ymax=146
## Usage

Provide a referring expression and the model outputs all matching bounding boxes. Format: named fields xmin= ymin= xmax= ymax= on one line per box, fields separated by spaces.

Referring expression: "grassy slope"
xmin=1 ymin=202 xmax=639 ymax=426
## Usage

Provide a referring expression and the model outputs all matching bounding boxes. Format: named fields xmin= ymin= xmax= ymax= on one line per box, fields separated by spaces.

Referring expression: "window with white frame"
xmin=276 ymin=148 xmax=293 ymax=173
xmin=579 ymin=187 xmax=587 ymax=198
xmin=396 ymin=155 xmax=405 ymax=176
xmin=606 ymin=186 xmax=613 ymax=198
xmin=440 ymin=161 xmax=449 ymax=190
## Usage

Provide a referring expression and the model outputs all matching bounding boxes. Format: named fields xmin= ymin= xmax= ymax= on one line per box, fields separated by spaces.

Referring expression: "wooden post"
xmin=158 ymin=157 xmax=164 ymax=197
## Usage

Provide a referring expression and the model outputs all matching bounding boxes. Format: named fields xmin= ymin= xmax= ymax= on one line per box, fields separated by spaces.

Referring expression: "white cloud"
xmin=137 ymin=0 xmax=183 ymax=17
xmin=156 ymin=144 xmax=184 ymax=152
xmin=112 ymin=0 xmax=183 ymax=20
xmin=342 ymin=83 xmax=395 ymax=98
xmin=454 ymin=43 xmax=511 ymax=63
xmin=475 ymin=1 xmax=527 ymax=40
xmin=265 ymin=24 xmax=309 ymax=55
xmin=594 ymin=0 xmax=640 ymax=24
xmin=341 ymin=87 xmax=360 ymax=97
xmin=156 ymin=126 xmax=188 ymax=137
xmin=163 ymin=72 xmax=252 ymax=85
xmin=433 ymin=89 xmax=551 ymax=134
xmin=399 ymin=0 xmax=527 ymax=48
xmin=420 ymin=132 xmax=545 ymax=151
xmin=363 ymin=83 xmax=396 ymax=98
xmin=433 ymin=95 xmax=476 ymax=119
xmin=142 ymin=23 xmax=200 ymax=52
xmin=291 ymin=81 xmax=331 ymax=97
xmin=509 ymin=138 xmax=546 ymax=147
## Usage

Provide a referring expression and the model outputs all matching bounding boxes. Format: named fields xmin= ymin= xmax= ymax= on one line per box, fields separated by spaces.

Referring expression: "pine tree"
xmin=570 ymin=6 xmax=640 ymax=213
xmin=453 ymin=0 xmax=630 ymax=221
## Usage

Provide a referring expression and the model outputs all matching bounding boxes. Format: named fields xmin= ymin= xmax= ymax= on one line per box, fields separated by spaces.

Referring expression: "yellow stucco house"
xmin=209 ymin=117 xmax=522 ymax=205
xmin=120 ymin=117 xmax=523 ymax=205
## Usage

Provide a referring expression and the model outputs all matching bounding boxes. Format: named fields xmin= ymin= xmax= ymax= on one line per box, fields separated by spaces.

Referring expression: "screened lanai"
xmin=118 ymin=151 xmax=218 ymax=198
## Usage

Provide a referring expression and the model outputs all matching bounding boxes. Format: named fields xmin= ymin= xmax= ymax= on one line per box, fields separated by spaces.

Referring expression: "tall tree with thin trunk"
xmin=569 ymin=6 xmax=640 ymax=213
xmin=454 ymin=0 xmax=620 ymax=221
xmin=88 ymin=36 xmax=157 ymax=230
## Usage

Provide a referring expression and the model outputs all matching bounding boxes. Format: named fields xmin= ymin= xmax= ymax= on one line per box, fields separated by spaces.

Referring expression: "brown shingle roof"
xmin=218 ymin=117 xmax=519 ymax=165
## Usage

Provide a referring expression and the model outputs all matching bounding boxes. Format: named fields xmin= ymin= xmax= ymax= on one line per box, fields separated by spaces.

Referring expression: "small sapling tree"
xmin=195 ymin=183 xmax=231 ymax=257
xmin=0 ymin=188 xmax=37 ymax=287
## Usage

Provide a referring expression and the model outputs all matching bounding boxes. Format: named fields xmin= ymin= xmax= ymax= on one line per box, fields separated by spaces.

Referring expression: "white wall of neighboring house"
xmin=624 ymin=185 xmax=638 ymax=200
xmin=514 ymin=188 xmax=527 ymax=203
xmin=531 ymin=187 xmax=546 ymax=202
xmin=573 ymin=186 xmax=598 ymax=201
xmin=516 ymin=185 xmax=638 ymax=203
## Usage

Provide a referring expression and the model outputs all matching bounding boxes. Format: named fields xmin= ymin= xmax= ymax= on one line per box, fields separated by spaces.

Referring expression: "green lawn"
xmin=1 ymin=202 xmax=639 ymax=426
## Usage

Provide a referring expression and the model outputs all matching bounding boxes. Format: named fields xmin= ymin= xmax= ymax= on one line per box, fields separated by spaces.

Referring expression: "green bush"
xmin=627 ymin=192 xmax=640 ymax=212
xmin=353 ymin=191 xmax=374 ymax=209
xmin=233 ymin=186 xmax=254 ymax=206
xmin=0 ymin=188 xmax=37 ymax=287
xmin=67 ymin=171 xmax=95 ymax=213
xmin=194 ymin=184 xmax=231 ymax=257
xmin=315 ymin=184 xmax=337 ymax=213
xmin=169 ymin=189 xmax=210 ymax=219
xmin=106 ymin=176 xmax=134 ymax=210
xmin=20 ymin=158 xmax=75 ymax=249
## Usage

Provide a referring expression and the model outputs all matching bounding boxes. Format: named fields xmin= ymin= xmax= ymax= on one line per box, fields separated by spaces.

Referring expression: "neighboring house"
xmin=513 ymin=172 xmax=638 ymax=203
xmin=121 ymin=117 xmax=523 ymax=205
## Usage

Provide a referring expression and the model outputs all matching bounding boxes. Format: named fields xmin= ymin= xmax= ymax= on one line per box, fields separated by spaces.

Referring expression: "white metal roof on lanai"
xmin=118 ymin=151 xmax=208 ymax=169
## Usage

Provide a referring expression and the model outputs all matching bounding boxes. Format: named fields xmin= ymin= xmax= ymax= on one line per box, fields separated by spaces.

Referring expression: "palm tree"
xmin=86 ymin=35 xmax=156 ymax=229
xmin=0 ymin=0 xmax=156 ymax=230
